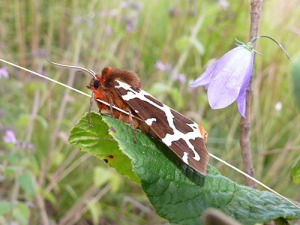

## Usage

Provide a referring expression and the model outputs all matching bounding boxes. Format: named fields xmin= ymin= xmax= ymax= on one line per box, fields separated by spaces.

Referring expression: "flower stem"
xmin=239 ymin=0 xmax=264 ymax=189
xmin=251 ymin=35 xmax=291 ymax=60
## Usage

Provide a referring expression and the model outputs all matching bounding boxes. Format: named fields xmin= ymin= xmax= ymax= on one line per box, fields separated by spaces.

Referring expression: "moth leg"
xmin=100 ymin=90 xmax=114 ymax=116
xmin=88 ymin=92 xmax=94 ymax=127
xmin=128 ymin=109 xmax=137 ymax=143
xmin=108 ymin=126 xmax=116 ymax=133
xmin=107 ymin=91 xmax=114 ymax=116
xmin=99 ymin=108 xmax=115 ymax=132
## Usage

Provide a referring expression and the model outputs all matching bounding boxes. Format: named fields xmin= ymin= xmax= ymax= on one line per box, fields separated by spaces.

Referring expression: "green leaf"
xmin=87 ymin=201 xmax=101 ymax=225
xmin=39 ymin=187 xmax=58 ymax=205
xmin=8 ymin=153 xmax=21 ymax=165
xmin=93 ymin=167 xmax=122 ymax=192
xmin=190 ymin=37 xmax=205 ymax=55
xmin=16 ymin=202 xmax=30 ymax=219
xmin=175 ymin=36 xmax=190 ymax=52
xmin=35 ymin=115 xmax=49 ymax=129
xmin=0 ymin=201 xmax=13 ymax=215
xmin=291 ymin=54 xmax=300 ymax=109
xmin=4 ymin=166 xmax=19 ymax=175
xmin=64 ymin=184 xmax=78 ymax=200
xmin=17 ymin=171 xmax=36 ymax=196
xmin=17 ymin=114 xmax=31 ymax=129
xmin=70 ymin=113 xmax=300 ymax=225
xmin=93 ymin=166 xmax=111 ymax=187
xmin=68 ymin=112 xmax=140 ymax=185
xmin=109 ymin=172 xmax=122 ymax=193
xmin=12 ymin=202 xmax=30 ymax=225
xmin=51 ymin=151 xmax=64 ymax=166
xmin=291 ymin=159 xmax=300 ymax=184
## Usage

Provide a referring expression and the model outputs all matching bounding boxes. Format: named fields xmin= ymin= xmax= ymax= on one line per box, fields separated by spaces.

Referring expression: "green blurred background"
xmin=1 ymin=0 xmax=300 ymax=224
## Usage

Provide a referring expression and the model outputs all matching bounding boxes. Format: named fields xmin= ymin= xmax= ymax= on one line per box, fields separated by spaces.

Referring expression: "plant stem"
xmin=239 ymin=0 xmax=263 ymax=189
xmin=9 ymin=167 xmax=21 ymax=224
xmin=40 ymin=31 xmax=83 ymax=187
xmin=14 ymin=0 xmax=26 ymax=81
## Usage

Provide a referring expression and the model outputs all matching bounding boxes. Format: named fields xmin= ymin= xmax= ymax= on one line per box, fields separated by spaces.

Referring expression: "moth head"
xmin=87 ymin=77 xmax=101 ymax=91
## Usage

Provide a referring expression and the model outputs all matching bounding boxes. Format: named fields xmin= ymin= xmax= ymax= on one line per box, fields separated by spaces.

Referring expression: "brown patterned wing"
xmin=114 ymin=81 xmax=209 ymax=175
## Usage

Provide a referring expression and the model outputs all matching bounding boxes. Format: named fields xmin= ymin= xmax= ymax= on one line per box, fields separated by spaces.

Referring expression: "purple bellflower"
xmin=3 ymin=130 xmax=17 ymax=144
xmin=155 ymin=60 xmax=172 ymax=72
xmin=172 ymin=73 xmax=186 ymax=84
xmin=191 ymin=36 xmax=290 ymax=117
xmin=190 ymin=39 xmax=257 ymax=117
xmin=0 ymin=67 xmax=9 ymax=79
xmin=218 ymin=0 xmax=230 ymax=10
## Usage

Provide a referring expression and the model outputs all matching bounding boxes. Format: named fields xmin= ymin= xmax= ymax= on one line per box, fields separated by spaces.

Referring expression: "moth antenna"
xmin=46 ymin=59 xmax=97 ymax=78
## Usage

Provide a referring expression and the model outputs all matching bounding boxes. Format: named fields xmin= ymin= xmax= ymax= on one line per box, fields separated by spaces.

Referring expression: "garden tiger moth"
xmin=47 ymin=61 xmax=209 ymax=175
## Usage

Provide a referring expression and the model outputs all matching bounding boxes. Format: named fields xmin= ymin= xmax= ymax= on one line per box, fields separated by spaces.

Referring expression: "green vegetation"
xmin=71 ymin=113 xmax=300 ymax=224
xmin=1 ymin=0 xmax=300 ymax=224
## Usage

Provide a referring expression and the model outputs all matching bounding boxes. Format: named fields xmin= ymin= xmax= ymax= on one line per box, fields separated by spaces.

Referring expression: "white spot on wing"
xmin=115 ymin=81 xmax=203 ymax=162
xmin=145 ymin=118 xmax=156 ymax=126
xmin=135 ymin=110 xmax=139 ymax=113
xmin=182 ymin=152 xmax=188 ymax=164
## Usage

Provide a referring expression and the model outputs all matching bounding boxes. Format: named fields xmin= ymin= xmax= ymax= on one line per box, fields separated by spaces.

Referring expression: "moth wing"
xmin=114 ymin=81 xmax=209 ymax=175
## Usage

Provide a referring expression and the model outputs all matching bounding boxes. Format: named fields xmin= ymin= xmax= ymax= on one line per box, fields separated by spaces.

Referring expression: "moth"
xmin=47 ymin=61 xmax=209 ymax=175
